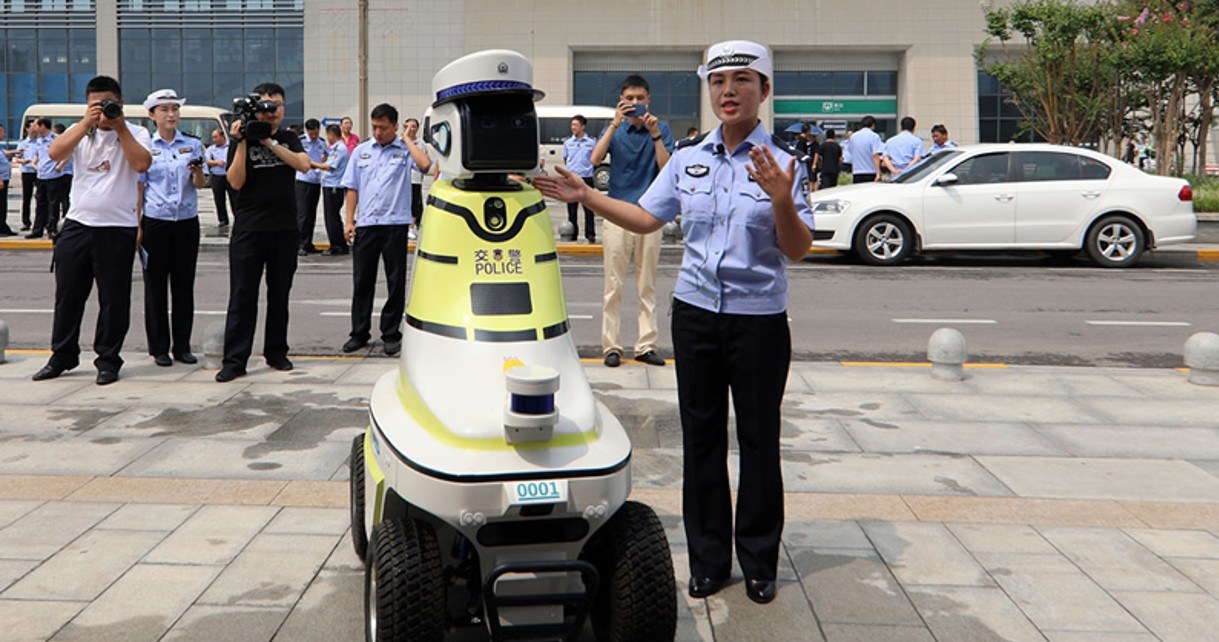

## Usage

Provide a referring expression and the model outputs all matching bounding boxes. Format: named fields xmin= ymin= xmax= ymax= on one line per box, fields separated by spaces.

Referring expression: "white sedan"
xmin=809 ymin=143 xmax=1197 ymax=267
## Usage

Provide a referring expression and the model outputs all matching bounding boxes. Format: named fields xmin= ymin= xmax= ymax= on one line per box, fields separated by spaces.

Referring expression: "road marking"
xmin=195 ymin=310 xmax=227 ymax=316
xmin=320 ymin=311 xmax=369 ymax=317
xmin=1085 ymin=320 xmax=1192 ymax=327
xmin=892 ymin=318 xmax=998 ymax=325
xmin=0 ymin=308 xmax=52 ymax=314
xmin=569 ymin=314 xmax=594 ymax=320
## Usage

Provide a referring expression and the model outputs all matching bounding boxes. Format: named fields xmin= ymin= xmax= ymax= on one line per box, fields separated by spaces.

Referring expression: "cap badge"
xmin=497 ymin=62 xmax=509 ymax=74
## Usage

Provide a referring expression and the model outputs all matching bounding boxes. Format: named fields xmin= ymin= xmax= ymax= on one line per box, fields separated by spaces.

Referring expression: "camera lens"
xmin=101 ymin=99 xmax=123 ymax=120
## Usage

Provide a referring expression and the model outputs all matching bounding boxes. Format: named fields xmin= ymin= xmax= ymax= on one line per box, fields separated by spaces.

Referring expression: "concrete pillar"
xmin=928 ymin=328 xmax=967 ymax=381
xmin=1184 ymin=332 xmax=1219 ymax=386
xmin=0 ymin=319 xmax=9 ymax=364
xmin=95 ymin=0 xmax=120 ymax=78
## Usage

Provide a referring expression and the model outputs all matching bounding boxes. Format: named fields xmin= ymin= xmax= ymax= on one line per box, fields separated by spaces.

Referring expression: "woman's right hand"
xmin=532 ymin=166 xmax=589 ymax=204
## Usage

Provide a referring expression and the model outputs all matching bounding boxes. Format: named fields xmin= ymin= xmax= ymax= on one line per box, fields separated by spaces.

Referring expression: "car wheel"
xmin=365 ymin=518 xmax=445 ymax=642
xmin=854 ymin=214 xmax=914 ymax=265
xmin=1085 ymin=215 xmax=1144 ymax=268
xmin=582 ymin=501 xmax=677 ymax=642
xmin=350 ymin=434 xmax=368 ymax=563
xmin=593 ymin=164 xmax=611 ymax=191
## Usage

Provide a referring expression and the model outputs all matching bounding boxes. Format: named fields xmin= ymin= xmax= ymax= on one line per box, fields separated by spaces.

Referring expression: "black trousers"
xmin=33 ymin=175 xmax=70 ymax=235
xmin=210 ymin=174 xmax=237 ymax=225
xmin=411 ymin=183 xmax=423 ymax=227
xmin=322 ymin=186 xmax=349 ymax=252
xmin=21 ymin=174 xmax=37 ymax=227
xmin=0 ymin=182 xmax=11 ymax=233
xmin=48 ymin=220 xmax=137 ymax=373
xmin=222 ymin=229 xmax=298 ymax=372
xmin=819 ymin=171 xmax=840 ymax=189
xmin=671 ymin=299 xmax=790 ymax=583
xmin=350 ymin=224 xmax=409 ymax=343
xmin=852 ymin=173 xmax=876 ymax=184
xmin=295 ymin=181 xmax=322 ymax=250
xmin=142 ymin=217 xmax=200 ymax=357
xmin=566 ymin=177 xmax=596 ymax=240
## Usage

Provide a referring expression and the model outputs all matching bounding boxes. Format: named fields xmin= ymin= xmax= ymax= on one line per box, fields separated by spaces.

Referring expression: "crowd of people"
xmin=783 ymin=115 xmax=958 ymax=190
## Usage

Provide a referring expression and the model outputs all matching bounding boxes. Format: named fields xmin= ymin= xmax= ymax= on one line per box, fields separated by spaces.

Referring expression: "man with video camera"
xmin=216 ymin=82 xmax=312 ymax=383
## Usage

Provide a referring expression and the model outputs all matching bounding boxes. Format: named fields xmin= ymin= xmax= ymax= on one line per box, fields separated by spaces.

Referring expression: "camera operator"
xmin=216 ymin=82 xmax=311 ymax=383
xmin=31 ymin=75 xmax=153 ymax=385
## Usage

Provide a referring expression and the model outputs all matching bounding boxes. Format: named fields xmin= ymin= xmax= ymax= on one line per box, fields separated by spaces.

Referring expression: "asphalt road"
xmin=1 ymin=243 xmax=1215 ymax=368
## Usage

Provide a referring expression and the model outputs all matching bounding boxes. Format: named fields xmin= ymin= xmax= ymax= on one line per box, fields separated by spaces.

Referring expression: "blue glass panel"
xmin=70 ymin=73 xmax=92 ymax=100
xmin=120 ymin=29 xmax=151 ymax=73
xmin=151 ymin=29 xmax=182 ymax=67
xmin=832 ymin=72 xmax=865 ymax=95
xmin=182 ymin=32 xmax=211 ymax=68
xmin=39 ymin=32 xmax=69 ymax=73
xmin=8 ymin=95 xmax=37 ymax=123
xmin=10 ymin=73 xmax=36 ymax=95
xmin=70 ymin=29 xmax=95 ymax=71
xmin=41 ymin=73 xmax=70 ymax=101
xmin=800 ymin=72 xmax=833 ymax=95
xmin=213 ymin=29 xmax=242 ymax=71
xmin=7 ymin=37 xmax=38 ymax=73
xmin=867 ymin=71 xmax=897 ymax=96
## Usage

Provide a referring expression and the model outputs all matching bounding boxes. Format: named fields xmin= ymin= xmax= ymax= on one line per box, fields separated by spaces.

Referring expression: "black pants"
xmin=350 ymin=224 xmax=409 ymax=343
xmin=210 ymin=174 xmax=237 ymax=225
xmin=671 ymin=299 xmax=790 ymax=583
xmin=142 ymin=217 xmax=200 ymax=357
xmin=411 ymin=183 xmax=423 ymax=227
xmin=566 ymin=177 xmax=596 ymax=240
xmin=819 ymin=171 xmax=840 ymax=189
xmin=322 ymin=186 xmax=349 ymax=252
xmin=295 ymin=181 xmax=322 ymax=250
xmin=853 ymin=173 xmax=876 ymax=184
xmin=33 ymin=175 xmax=70 ymax=235
xmin=222 ymin=229 xmax=298 ymax=373
xmin=21 ymin=174 xmax=37 ymax=227
xmin=48 ymin=220 xmax=137 ymax=373
xmin=0 ymin=182 xmax=11 ymax=233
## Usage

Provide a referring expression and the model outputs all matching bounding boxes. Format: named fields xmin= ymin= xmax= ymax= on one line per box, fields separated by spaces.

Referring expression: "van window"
xmin=539 ymin=117 xmax=612 ymax=145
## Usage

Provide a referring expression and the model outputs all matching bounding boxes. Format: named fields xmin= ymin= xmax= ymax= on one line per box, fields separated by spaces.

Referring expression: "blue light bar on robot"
xmin=435 ymin=80 xmax=534 ymax=102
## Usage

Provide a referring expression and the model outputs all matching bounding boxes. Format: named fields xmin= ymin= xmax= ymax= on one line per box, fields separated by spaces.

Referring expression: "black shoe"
xmin=24 ymin=232 xmax=43 ymax=239
xmin=604 ymin=351 xmax=621 ymax=368
xmin=0 ymin=230 xmax=16 ymax=237
xmin=215 ymin=368 xmax=245 ymax=383
xmin=96 ymin=370 xmax=119 ymax=385
xmin=634 ymin=350 xmax=665 ymax=366
xmin=586 ymin=236 xmax=596 ymax=244
xmin=384 ymin=339 xmax=401 ymax=357
xmin=266 ymin=357 xmax=294 ymax=371
xmin=32 ymin=364 xmax=66 ymax=381
xmin=173 ymin=352 xmax=198 ymax=365
xmin=217 ymin=221 xmax=229 ymax=227
xmin=153 ymin=354 xmax=173 ymax=367
xmin=20 ymin=226 xmax=31 ymax=232
xmin=745 ymin=579 xmax=776 ymax=604
xmin=342 ymin=338 xmax=368 ymax=353
xmin=688 ymin=576 xmax=727 ymax=599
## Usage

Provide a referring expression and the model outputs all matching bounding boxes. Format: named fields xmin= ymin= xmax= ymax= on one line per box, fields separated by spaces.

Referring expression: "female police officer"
xmin=535 ymin=40 xmax=812 ymax=606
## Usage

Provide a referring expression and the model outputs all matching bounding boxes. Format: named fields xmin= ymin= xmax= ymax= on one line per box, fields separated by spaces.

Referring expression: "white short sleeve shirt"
xmin=66 ymin=122 xmax=154 ymax=227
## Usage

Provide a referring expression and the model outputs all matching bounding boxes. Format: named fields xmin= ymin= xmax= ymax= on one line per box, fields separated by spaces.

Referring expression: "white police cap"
xmin=697 ymin=40 xmax=773 ymax=81
xmin=430 ymin=49 xmax=545 ymax=108
xmin=143 ymin=89 xmax=186 ymax=111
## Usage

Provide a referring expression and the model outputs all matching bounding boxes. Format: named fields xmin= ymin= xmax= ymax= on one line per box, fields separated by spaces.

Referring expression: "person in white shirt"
xmin=31 ymin=75 xmax=153 ymax=385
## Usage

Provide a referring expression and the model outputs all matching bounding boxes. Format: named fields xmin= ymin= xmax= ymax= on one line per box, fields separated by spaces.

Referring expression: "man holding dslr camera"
xmin=216 ymin=82 xmax=312 ymax=383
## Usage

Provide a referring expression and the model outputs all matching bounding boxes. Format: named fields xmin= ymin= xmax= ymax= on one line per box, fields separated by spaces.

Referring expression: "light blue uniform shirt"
xmin=295 ymin=134 xmax=328 ymax=184
xmin=0 ymin=150 xmax=9 ymax=181
xmin=845 ymin=127 xmax=883 ymax=175
xmin=35 ymin=133 xmax=66 ymax=180
xmin=340 ymin=137 xmax=416 ymax=226
xmin=139 ymin=132 xmax=205 ymax=221
xmin=929 ymin=140 xmax=958 ymax=153
xmin=608 ymin=121 xmax=675 ymax=204
xmin=883 ymin=131 xmax=923 ymax=172
xmin=16 ymin=138 xmax=38 ymax=174
xmin=205 ymin=143 xmax=228 ymax=176
xmin=562 ymin=133 xmax=597 ymax=178
xmin=321 ymin=141 xmax=349 ymax=189
xmin=639 ymin=123 xmax=814 ymax=315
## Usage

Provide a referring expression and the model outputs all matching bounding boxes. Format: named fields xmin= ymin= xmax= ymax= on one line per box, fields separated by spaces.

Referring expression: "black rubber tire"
xmin=1084 ymin=214 xmax=1145 ymax=268
xmin=350 ymin=434 xmax=369 ymax=563
xmin=854 ymin=214 xmax=914 ymax=265
xmin=584 ymin=501 xmax=677 ymax=642
xmin=365 ymin=519 xmax=446 ymax=642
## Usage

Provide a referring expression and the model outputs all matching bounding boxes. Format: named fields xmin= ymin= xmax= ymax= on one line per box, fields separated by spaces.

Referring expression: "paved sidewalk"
xmin=1 ymin=353 xmax=1219 ymax=641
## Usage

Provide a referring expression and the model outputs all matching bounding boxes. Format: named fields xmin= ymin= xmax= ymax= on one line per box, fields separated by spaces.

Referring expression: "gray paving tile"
xmin=628 ymin=448 xmax=683 ymax=488
xmin=1039 ymin=527 xmax=1204 ymax=592
xmin=264 ymin=507 xmax=349 ymax=536
xmin=705 ymin=579 xmax=824 ymax=642
xmin=974 ymin=552 xmax=1081 ymax=576
xmin=906 ymin=585 xmax=1044 ymax=642
xmin=903 ymin=393 xmax=1104 ymax=424
xmin=0 ymin=502 xmax=119 ymax=560
xmin=332 ymin=362 xmax=394 ymax=386
xmin=1077 ymin=394 xmax=1219 ymax=427
xmin=788 ymin=547 xmax=923 ymax=626
xmin=862 ymin=522 xmax=992 ymax=587
xmin=967 ymin=371 xmax=1146 ymax=398
xmin=82 ymin=405 xmax=289 ymax=442
xmin=94 ymin=504 xmax=199 ymax=532
xmin=145 ymin=505 xmax=278 ymax=566
xmin=226 ymin=383 xmax=371 ymax=408
xmin=1035 ymin=424 xmax=1219 ymax=459
xmin=0 ymin=501 xmax=42 ymax=530
xmin=779 ymin=416 xmax=861 ymax=453
xmin=61 ymin=381 xmax=245 ymax=409
xmin=786 ymin=391 xmax=923 ymax=421
xmin=784 ymin=519 xmax=872 ymax=550
xmin=584 ymin=364 xmax=649 ymax=391
xmin=199 ymin=533 xmax=338 ymax=607
xmin=946 ymin=523 xmax=1057 ymax=555
xmin=1165 ymin=558 xmax=1219 ymax=596
xmin=1112 ymin=590 xmax=1219 ymax=642
xmin=0 ymin=405 xmax=126 ymax=437
xmin=821 ymin=623 xmax=936 ymax=642
xmin=1110 ymin=371 xmax=1215 ymax=400
xmin=782 ymin=453 xmax=1014 ymax=496
xmin=645 ymin=364 xmax=678 ymax=390
xmin=992 ymin=571 xmax=1147 ymax=633
xmin=4 ymin=529 xmax=164 ymax=601
xmin=1193 ymin=459 xmax=1219 ymax=481
xmin=50 ymin=563 xmax=221 ymax=642
xmin=842 ymin=419 xmax=1064 ymax=456
xmin=322 ymin=531 xmax=363 ymax=572
xmin=271 ymin=569 xmax=363 ymax=642
xmin=0 ymin=378 xmax=93 ymax=406
xmin=796 ymin=365 xmax=962 ymax=394
xmin=976 ymin=457 xmax=1219 ymax=502
xmin=1043 ymin=632 xmax=1158 ymax=642
xmin=0 ymin=559 xmax=38 ymax=593
xmin=162 ymin=605 xmax=290 ymax=642
xmin=0 ymin=436 xmax=163 ymax=476
xmin=1123 ymin=529 xmax=1219 ymax=559
xmin=0 ymin=599 xmax=87 ymax=642
xmin=118 ymin=437 xmax=351 ymax=480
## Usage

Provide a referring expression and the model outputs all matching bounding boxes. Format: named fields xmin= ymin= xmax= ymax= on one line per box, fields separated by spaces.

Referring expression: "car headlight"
xmin=812 ymin=199 xmax=850 ymax=214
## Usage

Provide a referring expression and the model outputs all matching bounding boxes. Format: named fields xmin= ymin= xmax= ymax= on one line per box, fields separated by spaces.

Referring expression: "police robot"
xmin=349 ymin=49 xmax=678 ymax=642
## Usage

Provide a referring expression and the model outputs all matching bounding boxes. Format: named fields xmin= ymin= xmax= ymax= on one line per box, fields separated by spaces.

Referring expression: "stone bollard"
xmin=557 ymin=220 xmax=576 ymax=242
xmin=928 ymin=328 xmax=967 ymax=382
xmin=662 ymin=221 xmax=680 ymax=242
xmin=202 ymin=321 xmax=225 ymax=370
xmin=0 ymin=319 xmax=8 ymax=364
xmin=1184 ymin=332 xmax=1219 ymax=386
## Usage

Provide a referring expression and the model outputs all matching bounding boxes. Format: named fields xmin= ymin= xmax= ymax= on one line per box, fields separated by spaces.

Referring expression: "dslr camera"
xmin=228 ymin=94 xmax=278 ymax=141
xmin=99 ymin=98 xmax=123 ymax=120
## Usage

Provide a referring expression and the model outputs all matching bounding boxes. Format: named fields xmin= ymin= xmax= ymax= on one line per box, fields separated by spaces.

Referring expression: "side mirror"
xmin=935 ymin=173 xmax=959 ymax=186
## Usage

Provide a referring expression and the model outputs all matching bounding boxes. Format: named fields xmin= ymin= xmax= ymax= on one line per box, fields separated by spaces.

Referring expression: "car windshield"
xmin=891 ymin=149 xmax=963 ymax=184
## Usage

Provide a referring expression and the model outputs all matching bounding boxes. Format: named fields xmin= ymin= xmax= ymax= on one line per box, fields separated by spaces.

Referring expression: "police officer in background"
xmin=340 ymin=104 xmax=431 ymax=357
xmin=0 ymin=124 xmax=14 ymax=236
xmin=562 ymin=114 xmax=597 ymax=243
xmin=138 ymin=89 xmax=207 ymax=367
xmin=535 ymin=40 xmax=812 ymax=606
xmin=318 ymin=123 xmax=350 ymax=255
xmin=205 ymin=128 xmax=235 ymax=227
xmin=295 ymin=118 xmax=328 ymax=255
xmin=13 ymin=120 xmax=40 ymax=231
xmin=28 ymin=118 xmax=70 ymax=239
xmin=216 ymin=82 xmax=312 ymax=383
xmin=404 ymin=117 xmax=429 ymax=233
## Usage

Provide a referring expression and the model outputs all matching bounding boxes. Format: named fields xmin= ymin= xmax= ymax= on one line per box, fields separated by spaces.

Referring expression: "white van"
xmin=537 ymin=104 xmax=616 ymax=190
xmin=20 ymin=103 xmax=229 ymax=145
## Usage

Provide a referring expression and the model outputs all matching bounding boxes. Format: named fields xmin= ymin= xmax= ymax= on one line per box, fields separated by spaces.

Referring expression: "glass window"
xmin=70 ymin=29 xmax=95 ymax=71
xmin=120 ymin=29 xmax=151 ymax=73
xmin=40 ymin=74 xmax=69 ymax=101
xmin=1015 ymin=151 xmax=1081 ymax=182
xmin=866 ymin=71 xmax=897 ymax=96
xmin=798 ymin=71 xmax=833 ymax=95
xmin=1080 ymin=156 xmax=1112 ymax=180
xmin=70 ymin=73 xmax=92 ymax=101
xmin=832 ymin=72 xmax=865 ymax=95
xmin=8 ymin=36 xmax=38 ymax=73
xmin=213 ymin=29 xmax=243 ymax=72
xmin=9 ymin=73 xmax=37 ymax=95
xmin=182 ymin=33 xmax=212 ymax=68
xmin=151 ymin=29 xmax=183 ymax=67
xmin=978 ymin=70 xmax=1039 ymax=143
xmin=950 ymin=153 xmax=1011 ymax=185
xmin=892 ymin=149 xmax=964 ymax=184
xmin=242 ymin=29 xmax=274 ymax=74
xmin=39 ymin=33 xmax=69 ymax=73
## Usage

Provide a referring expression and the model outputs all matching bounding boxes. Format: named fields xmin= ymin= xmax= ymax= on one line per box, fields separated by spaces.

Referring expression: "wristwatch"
xmin=269 ymin=139 xmax=280 ymax=149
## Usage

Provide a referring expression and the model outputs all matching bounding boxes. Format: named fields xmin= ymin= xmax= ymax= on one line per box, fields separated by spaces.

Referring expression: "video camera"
xmin=228 ymin=94 xmax=278 ymax=141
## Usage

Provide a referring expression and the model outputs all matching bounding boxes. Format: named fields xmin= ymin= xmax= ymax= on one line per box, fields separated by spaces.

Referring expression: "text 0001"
xmin=507 ymin=480 xmax=568 ymax=505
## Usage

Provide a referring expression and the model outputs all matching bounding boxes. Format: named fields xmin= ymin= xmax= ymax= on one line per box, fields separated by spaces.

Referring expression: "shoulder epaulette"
xmin=676 ymin=132 xmax=709 ymax=150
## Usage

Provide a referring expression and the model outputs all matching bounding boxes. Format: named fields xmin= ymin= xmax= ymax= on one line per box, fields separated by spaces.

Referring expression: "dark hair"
xmin=85 ymin=75 xmax=122 ymax=99
xmin=37 ymin=117 xmax=52 ymax=129
xmin=860 ymin=115 xmax=876 ymax=129
xmin=304 ymin=118 xmax=320 ymax=130
xmin=686 ymin=127 xmax=699 ymax=136
xmin=801 ymin=123 xmax=811 ymax=134
xmin=572 ymin=114 xmax=587 ymax=126
xmin=53 ymin=124 xmax=66 ymax=134
xmin=404 ymin=117 xmax=419 ymax=126
xmin=825 ymin=128 xmax=836 ymax=139
xmin=900 ymin=116 xmax=916 ymax=132
xmin=619 ymin=74 xmax=650 ymax=95
xmin=326 ymin=124 xmax=342 ymax=137
xmin=370 ymin=103 xmax=399 ymax=123
xmin=931 ymin=124 xmax=948 ymax=136
xmin=252 ymin=82 xmax=286 ymax=99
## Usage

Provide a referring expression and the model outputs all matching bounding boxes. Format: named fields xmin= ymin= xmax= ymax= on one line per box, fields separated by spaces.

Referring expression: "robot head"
xmin=423 ymin=49 xmax=545 ymax=181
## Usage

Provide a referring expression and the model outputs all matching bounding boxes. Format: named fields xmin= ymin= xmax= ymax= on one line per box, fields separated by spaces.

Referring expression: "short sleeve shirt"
xmin=846 ymin=128 xmax=883 ymax=175
xmin=340 ymin=137 xmax=416 ymax=226
xmin=16 ymin=138 xmax=37 ymax=174
xmin=562 ymin=133 xmax=597 ymax=178
xmin=139 ymin=132 xmax=205 ymax=221
xmin=321 ymin=141 xmax=349 ymax=188
xmin=607 ymin=121 xmax=675 ymax=204
xmin=66 ymin=122 xmax=154 ymax=227
xmin=205 ymin=143 xmax=229 ymax=176
xmin=883 ymin=131 xmax=924 ymax=172
xmin=228 ymin=129 xmax=305 ymax=232
xmin=295 ymin=134 xmax=328 ymax=184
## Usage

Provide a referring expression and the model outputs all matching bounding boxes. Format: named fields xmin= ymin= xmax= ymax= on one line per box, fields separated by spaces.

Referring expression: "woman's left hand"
xmin=747 ymin=146 xmax=796 ymax=202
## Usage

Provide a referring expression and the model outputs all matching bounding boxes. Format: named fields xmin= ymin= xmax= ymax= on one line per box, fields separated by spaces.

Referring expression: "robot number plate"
xmin=506 ymin=479 xmax=568 ymax=505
